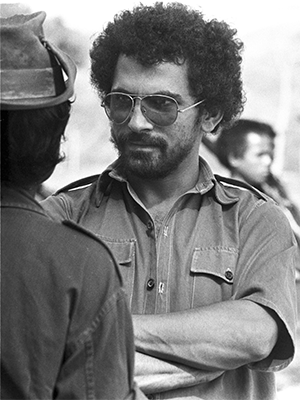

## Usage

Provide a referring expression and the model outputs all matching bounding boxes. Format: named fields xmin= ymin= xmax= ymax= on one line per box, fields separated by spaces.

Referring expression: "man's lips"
xmin=125 ymin=136 xmax=166 ymax=148
xmin=113 ymin=131 xmax=168 ymax=152
xmin=129 ymin=141 xmax=159 ymax=147
xmin=125 ymin=142 xmax=162 ymax=154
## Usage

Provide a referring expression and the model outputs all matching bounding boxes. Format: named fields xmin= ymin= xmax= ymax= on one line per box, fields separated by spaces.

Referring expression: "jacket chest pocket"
xmin=97 ymin=236 xmax=136 ymax=309
xmin=190 ymin=247 xmax=238 ymax=308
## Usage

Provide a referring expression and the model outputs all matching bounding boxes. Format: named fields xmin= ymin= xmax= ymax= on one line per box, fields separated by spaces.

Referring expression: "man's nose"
xmin=127 ymin=99 xmax=153 ymax=131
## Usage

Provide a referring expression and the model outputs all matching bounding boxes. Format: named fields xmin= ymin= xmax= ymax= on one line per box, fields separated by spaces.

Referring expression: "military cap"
xmin=0 ymin=11 xmax=76 ymax=109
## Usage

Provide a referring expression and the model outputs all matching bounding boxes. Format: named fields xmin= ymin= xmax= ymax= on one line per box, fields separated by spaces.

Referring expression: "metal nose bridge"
xmin=130 ymin=95 xmax=146 ymax=101
xmin=129 ymin=95 xmax=146 ymax=108
xmin=128 ymin=95 xmax=148 ymax=118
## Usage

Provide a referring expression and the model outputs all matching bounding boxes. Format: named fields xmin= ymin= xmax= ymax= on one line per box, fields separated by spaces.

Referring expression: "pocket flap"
xmin=191 ymin=247 xmax=238 ymax=283
xmin=98 ymin=237 xmax=135 ymax=266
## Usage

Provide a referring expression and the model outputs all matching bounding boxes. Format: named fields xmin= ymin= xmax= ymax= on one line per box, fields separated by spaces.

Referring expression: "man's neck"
xmin=129 ymin=158 xmax=200 ymax=212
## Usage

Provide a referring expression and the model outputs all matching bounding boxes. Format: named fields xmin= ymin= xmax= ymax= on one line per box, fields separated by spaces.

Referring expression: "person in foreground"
xmin=42 ymin=3 xmax=298 ymax=399
xmin=214 ymin=118 xmax=300 ymax=261
xmin=0 ymin=11 xmax=146 ymax=400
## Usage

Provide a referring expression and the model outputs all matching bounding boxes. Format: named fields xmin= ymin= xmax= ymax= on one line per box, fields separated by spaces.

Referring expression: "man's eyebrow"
xmin=156 ymin=90 xmax=183 ymax=102
xmin=110 ymin=88 xmax=130 ymax=94
xmin=110 ymin=88 xmax=184 ymax=101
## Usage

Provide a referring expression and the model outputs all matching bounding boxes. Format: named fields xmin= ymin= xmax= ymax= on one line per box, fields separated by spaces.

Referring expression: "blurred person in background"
xmin=0 ymin=11 xmax=146 ymax=400
xmin=214 ymin=118 xmax=300 ymax=273
xmin=42 ymin=3 xmax=298 ymax=399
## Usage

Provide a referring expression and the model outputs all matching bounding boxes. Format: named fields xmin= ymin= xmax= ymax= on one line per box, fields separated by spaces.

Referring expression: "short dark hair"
xmin=90 ymin=2 xmax=245 ymax=129
xmin=215 ymin=119 xmax=276 ymax=169
xmin=1 ymin=102 xmax=71 ymax=189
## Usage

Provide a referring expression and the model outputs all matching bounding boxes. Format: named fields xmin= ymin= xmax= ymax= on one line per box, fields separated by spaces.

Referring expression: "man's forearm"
xmin=135 ymin=352 xmax=224 ymax=394
xmin=133 ymin=299 xmax=279 ymax=371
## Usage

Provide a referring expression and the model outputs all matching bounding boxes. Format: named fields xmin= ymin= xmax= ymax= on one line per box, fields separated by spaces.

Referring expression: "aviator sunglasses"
xmin=102 ymin=92 xmax=205 ymax=127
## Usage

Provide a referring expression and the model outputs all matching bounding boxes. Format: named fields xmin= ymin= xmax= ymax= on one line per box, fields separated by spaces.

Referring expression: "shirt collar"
xmin=1 ymin=183 xmax=48 ymax=216
xmin=97 ymin=157 xmax=239 ymax=206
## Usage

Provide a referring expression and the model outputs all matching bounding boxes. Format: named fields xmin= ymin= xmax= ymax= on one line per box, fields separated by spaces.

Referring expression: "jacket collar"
xmin=1 ymin=183 xmax=48 ymax=216
xmin=96 ymin=157 xmax=239 ymax=206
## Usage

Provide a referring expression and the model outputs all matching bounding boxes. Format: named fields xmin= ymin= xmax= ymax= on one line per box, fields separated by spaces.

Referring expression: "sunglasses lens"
xmin=104 ymin=93 xmax=133 ymax=124
xmin=104 ymin=93 xmax=178 ymax=126
xmin=142 ymin=96 xmax=177 ymax=126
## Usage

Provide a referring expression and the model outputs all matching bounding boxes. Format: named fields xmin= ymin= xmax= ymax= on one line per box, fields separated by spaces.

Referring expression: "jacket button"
xmin=225 ymin=269 xmax=233 ymax=281
xmin=147 ymin=278 xmax=155 ymax=290
xmin=147 ymin=221 xmax=154 ymax=231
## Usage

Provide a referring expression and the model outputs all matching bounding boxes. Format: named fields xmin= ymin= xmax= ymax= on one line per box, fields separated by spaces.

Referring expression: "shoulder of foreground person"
xmin=60 ymin=217 xmax=123 ymax=281
xmin=41 ymin=174 xmax=102 ymax=221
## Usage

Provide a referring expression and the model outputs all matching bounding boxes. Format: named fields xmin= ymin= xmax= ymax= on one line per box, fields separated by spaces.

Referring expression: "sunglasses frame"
xmin=102 ymin=92 xmax=205 ymax=126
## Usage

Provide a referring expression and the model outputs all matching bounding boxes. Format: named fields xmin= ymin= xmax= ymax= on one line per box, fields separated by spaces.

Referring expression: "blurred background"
xmin=1 ymin=1 xmax=300 ymax=397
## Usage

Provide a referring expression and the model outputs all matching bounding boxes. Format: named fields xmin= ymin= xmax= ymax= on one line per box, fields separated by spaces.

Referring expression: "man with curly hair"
xmin=43 ymin=3 xmax=297 ymax=399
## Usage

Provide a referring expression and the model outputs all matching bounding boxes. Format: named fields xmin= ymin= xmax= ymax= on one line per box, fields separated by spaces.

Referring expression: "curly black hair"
xmin=1 ymin=102 xmax=71 ymax=189
xmin=90 ymin=2 xmax=245 ymax=129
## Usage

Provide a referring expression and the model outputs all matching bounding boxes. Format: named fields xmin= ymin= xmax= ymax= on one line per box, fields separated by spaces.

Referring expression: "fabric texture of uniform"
xmin=1 ymin=183 xmax=146 ymax=400
xmin=42 ymin=157 xmax=297 ymax=400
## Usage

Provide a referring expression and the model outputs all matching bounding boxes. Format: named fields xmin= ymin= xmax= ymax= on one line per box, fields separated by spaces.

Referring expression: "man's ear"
xmin=201 ymin=109 xmax=223 ymax=133
xmin=228 ymin=153 xmax=240 ymax=168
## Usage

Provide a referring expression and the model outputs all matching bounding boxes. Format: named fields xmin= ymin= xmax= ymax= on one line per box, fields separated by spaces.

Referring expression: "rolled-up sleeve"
xmin=233 ymin=200 xmax=297 ymax=371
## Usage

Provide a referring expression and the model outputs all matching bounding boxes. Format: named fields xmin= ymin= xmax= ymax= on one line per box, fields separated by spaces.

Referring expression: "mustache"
xmin=111 ymin=130 xmax=168 ymax=149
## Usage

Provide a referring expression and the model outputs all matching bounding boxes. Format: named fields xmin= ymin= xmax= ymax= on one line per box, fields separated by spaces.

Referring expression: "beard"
xmin=110 ymin=127 xmax=196 ymax=180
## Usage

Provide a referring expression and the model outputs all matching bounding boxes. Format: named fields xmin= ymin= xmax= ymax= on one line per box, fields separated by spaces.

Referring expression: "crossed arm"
xmin=134 ymin=352 xmax=224 ymax=394
xmin=133 ymin=299 xmax=280 ymax=392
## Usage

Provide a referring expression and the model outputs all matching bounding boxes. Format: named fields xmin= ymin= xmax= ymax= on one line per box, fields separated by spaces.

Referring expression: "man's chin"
xmin=119 ymin=157 xmax=153 ymax=178
xmin=118 ymin=153 xmax=172 ymax=180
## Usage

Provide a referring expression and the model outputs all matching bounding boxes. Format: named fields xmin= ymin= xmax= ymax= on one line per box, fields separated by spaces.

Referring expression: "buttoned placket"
xmin=153 ymin=195 xmax=189 ymax=314
xmin=154 ymin=212 xmax=173 ymax=314
xmin=110 ymin=169 xmax=217 ymax=315
xmin=126 ymin=182 xmax=191 ymax=315
xmin=125 ymin=184 xmax=157 ymax=314
xmin=146 ymin=193 xmax=195 ymax=315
